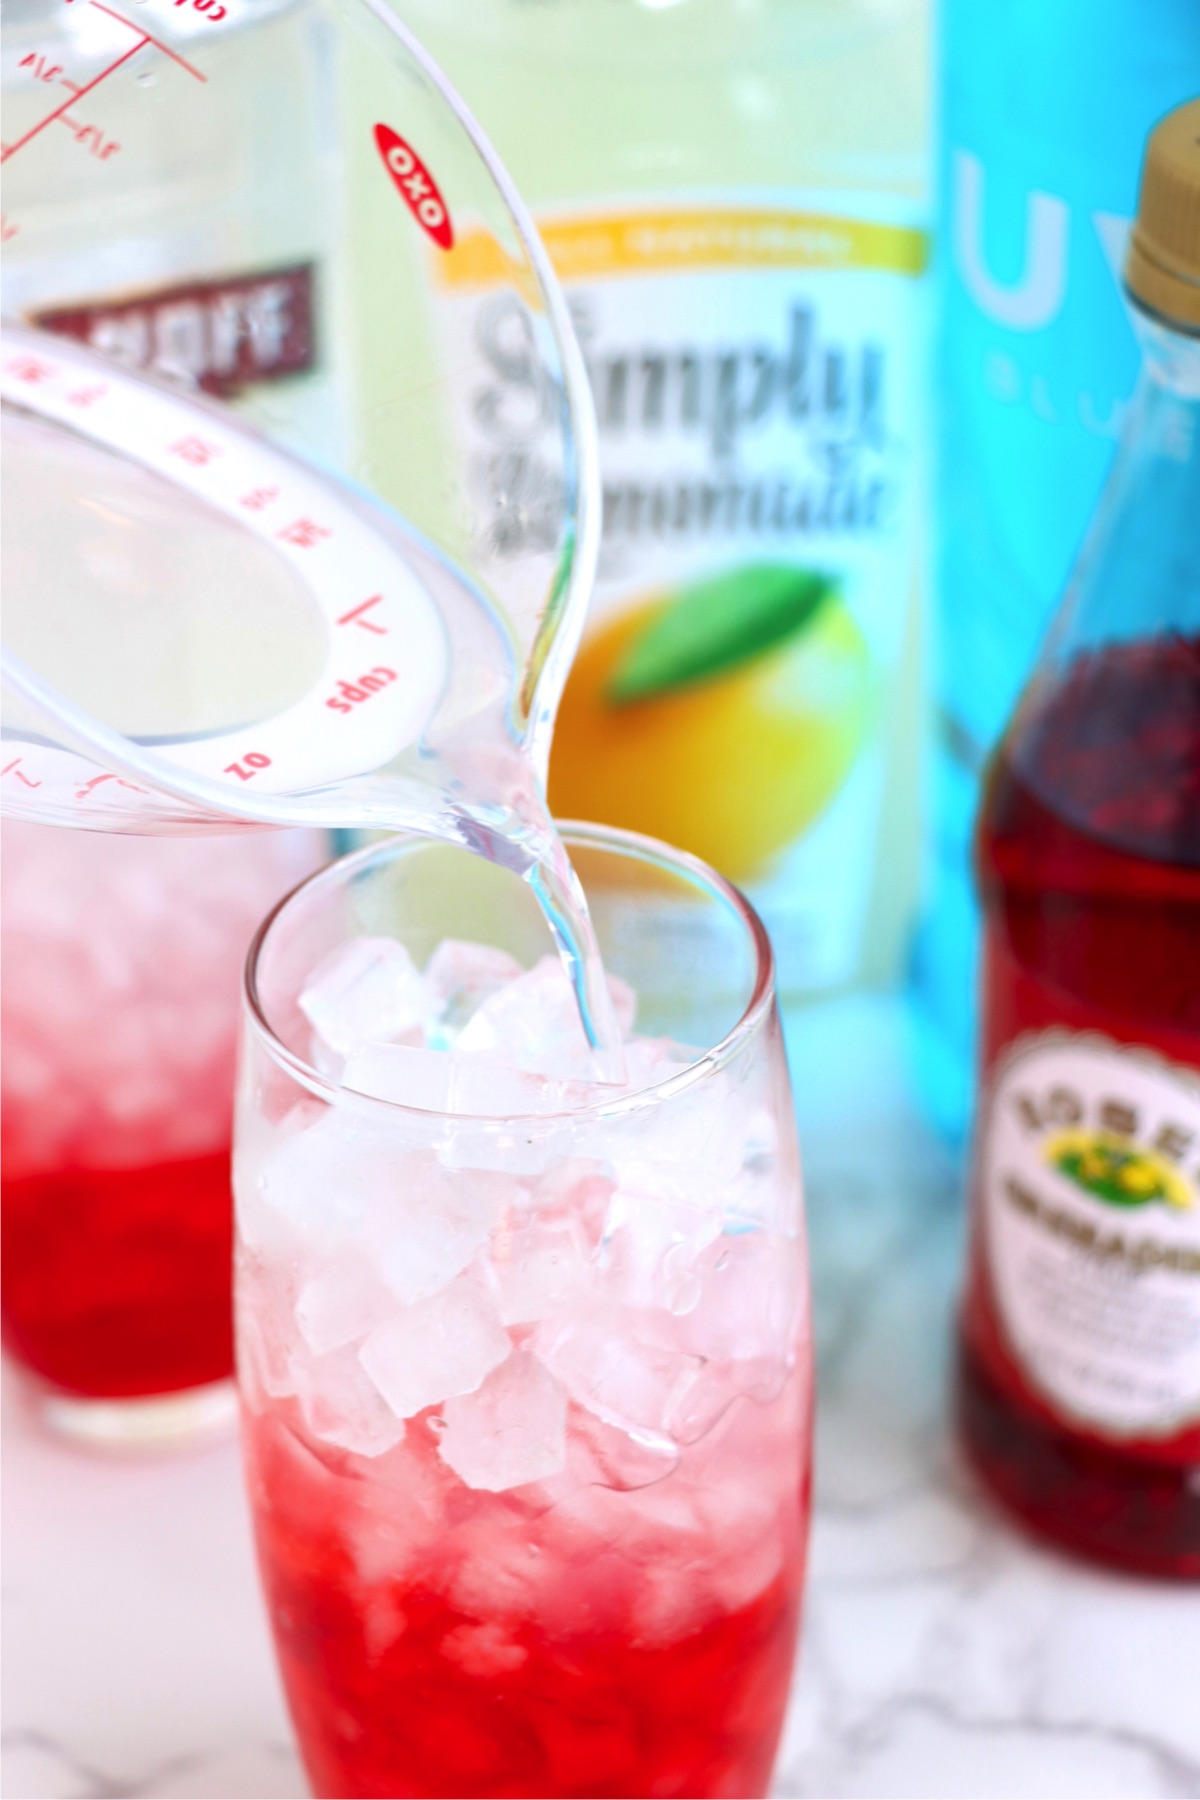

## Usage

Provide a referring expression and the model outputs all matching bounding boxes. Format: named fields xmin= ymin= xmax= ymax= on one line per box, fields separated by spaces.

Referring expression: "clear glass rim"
xmin=243 ymin=821 xmax=777 ymax=1125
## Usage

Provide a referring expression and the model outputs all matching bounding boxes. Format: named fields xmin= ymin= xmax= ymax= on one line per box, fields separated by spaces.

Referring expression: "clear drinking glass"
xmin=1 ymin=818 xmax=324 ymax=1445
xmin=235 ymin=825 xmax=812 ymax=1799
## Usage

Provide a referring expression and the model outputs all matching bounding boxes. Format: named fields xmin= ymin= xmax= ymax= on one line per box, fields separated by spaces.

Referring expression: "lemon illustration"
xmin=1047 ymin=1130 xmax=1194 ymax=1211
xmin=549 ymin=563 xmax=874 ymax=882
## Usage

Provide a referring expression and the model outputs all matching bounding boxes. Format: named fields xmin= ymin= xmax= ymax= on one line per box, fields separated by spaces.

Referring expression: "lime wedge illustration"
xmin=1046 ymin=1130 xmax=1193 ymax=1210
xmin=607 ymin=564 xmax=838 ymax=704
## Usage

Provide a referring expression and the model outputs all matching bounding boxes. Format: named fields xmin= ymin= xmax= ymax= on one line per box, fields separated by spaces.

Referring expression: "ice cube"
xmin=447 ymin=1052 xmax=590 ymax=1118
xmin=533 ymin=1309 xmax=703 ymax=1443
xmin=568 ymin=1404 xmax=680 ymax=1491
xmin=706 ymin=1508 xmax=787 ymax=1613
xmin=295 ymin=1250 xmax=398 ymax=1356
xmin=444 ymin=1513 xmax=558 ymax=1627
xmin=348 ymin=1435 xmax=447 ymax=1589
xmin=612 ymin=1070 xmax=748 ymax=1196
xmin=676 ymin=1228 xmax=804 ymax=1382
xmin=250 ymin=1111 xmax=399 ymax=1253
xmin=359 ymin=1276 xmax=511 ymax=1418
xmin=720 ymin=1165 xmax=782 ymax=1236
xmin=424 ymin=940 xmax=523 ymax=1045
xmin=681 ymin=1445 xmax=796 ymax=1613
xmin=236 ymin=1292 xmax=298 ymax=1406
xmin=363 ymin=1594 xmax=409 ymax=1665
xmin=437 ymin=1347 xmax=567 ymax=1491
xmin=488 ymin=1212 xmax=591 ymax=1325
xmin=631 ymin=1564 xmax=708 ymax=1647
xmin=454 ymin=956 xmax=583 ymax=1073
xmin=658 ymin=1360 xmax=743 ymax=1445
xmin=344 ymin=1042 xmax=453 ymax=1111
xmin=437 ymin=1114 xmax=577 ymax=1180
xmin=528 ymin=1160 xmax=615 ymax=1244
xmin=347 ymin=1038 xmax=592 ymax=1121
xmin=296 ymin=1342 xmax=408 ymax=1458
xmin=600 ymin=1171 xmax=723 ymax=1315
xmin=441 ymin=1621 xmax=529 ymax=1675
xmin=625 ymin=1229 xmax=803 ymax=1424
xmin=362 ymin=1151 xmax=507 ymax=1305
xmin=300 ymin=937 xmax=428 ymax=1058
xmin=456 ymin=955 xmax=634 ymax=1080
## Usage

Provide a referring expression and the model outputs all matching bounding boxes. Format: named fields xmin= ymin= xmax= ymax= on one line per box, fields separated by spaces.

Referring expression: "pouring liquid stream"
xmin=0 ymin=333 xmax=625 ymax=1084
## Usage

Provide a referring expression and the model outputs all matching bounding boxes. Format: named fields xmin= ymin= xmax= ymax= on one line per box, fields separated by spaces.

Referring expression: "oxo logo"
xmin=374 ymin=125 xmax=454 ymax=250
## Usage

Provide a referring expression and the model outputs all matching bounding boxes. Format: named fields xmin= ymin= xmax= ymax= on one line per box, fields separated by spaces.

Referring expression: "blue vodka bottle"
xmin=912 ymin=0 xmax=1200 ymax=1142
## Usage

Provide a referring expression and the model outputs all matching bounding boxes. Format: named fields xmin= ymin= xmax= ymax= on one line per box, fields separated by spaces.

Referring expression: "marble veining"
xmin=4 ymin=997 xmax=1198 ymax=1800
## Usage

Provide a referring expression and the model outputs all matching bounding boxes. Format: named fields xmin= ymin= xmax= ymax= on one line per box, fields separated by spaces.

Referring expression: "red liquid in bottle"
xmin=1 ymin=1149 xmax=235 ymax=1397
xmin=958 ymin=634 xmax=1200 ymax=1578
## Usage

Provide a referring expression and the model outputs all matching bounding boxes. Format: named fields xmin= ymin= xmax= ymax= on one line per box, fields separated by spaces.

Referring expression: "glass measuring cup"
xmin=2 ymin=0 xmax=618 ymax=1055
xmin=1 ymin=0 xmax=600 ymax=839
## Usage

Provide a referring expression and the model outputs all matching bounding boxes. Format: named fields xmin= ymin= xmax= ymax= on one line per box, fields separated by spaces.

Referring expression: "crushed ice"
xmin=236 ymin=934 xmax=802 ymax=1488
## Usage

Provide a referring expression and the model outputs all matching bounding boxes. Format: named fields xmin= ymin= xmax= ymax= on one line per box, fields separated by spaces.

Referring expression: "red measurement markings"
xmin=277 ymin=518 xmax=331 ymax=550
xmin=171 ymin=0 xmax=228 ymax=21
xmin=2 ymin=35 xmax=143 ymax=163
xmin=86 ymin=2 xmax=207 ymax=77
xmin=4 ymin=353 xmax=56 ymax=383
xmin=1 ymin=216 xmax=19 ymax=242
xmin=66 ymin=383 xmax=108 ymax=408
xmin=1 ymin=2 xmax=205 ymax=167
xmin=239 ymin=486 xmax=281 ymax=513
xmin=223 ymin=753 xmax=271 ymax=782
xmin=18 ymin=53 xmax=66 ymax=84
xmin=337 ymin=595 xmax=389 ymax=637
xmin=75 ymin=772 xmax=146 ymax=800
xmin=168 ymin=435 xmax=221 ymax=466
xmin=326 ymin=668 xmax=398 ymax=715
xmin=2 ymin=759 xmax=43 ymax=790
xmin=57 ymin=115 xmax=120 ymax=161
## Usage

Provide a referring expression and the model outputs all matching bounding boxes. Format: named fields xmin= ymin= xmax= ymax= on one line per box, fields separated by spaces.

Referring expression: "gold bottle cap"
xmin=1125 ymin=98 xmax=1200 ymax=330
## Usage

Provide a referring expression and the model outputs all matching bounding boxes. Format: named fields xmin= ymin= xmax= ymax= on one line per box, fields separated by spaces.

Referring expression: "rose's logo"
xmin=1045 ymin=1130 xmax=1193 ymax=1211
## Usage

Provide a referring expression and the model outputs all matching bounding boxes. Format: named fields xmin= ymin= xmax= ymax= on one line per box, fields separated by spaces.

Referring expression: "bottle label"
xmin=434 ymin=199 xmax=927 ymax=990
xmin=980 ymin=1030 xmax=1200 ymax=1440
xmin=33 ymin=263 xmax=318 ymax=397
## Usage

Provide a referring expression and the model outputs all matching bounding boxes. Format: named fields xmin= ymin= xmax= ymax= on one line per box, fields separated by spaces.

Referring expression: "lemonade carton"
xmin=399 ymin=0 xmax=931 ymax=997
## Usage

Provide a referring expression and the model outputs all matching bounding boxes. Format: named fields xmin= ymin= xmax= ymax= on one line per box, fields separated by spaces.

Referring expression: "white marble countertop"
xmin=4 ymin=995 xmax=1198 ymax=1800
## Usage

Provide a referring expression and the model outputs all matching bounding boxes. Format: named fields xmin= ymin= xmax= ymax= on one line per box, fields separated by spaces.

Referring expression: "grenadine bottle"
xmin=956 ymin=99 xmax=1200 ymax=1577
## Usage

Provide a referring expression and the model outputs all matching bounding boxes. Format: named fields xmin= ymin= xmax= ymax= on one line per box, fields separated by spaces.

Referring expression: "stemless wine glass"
xmin=1 ymin=0 xmax=600 ymax=1444
xmin=235 ymin=825 xmax=812 ymax=1799
xmin=0 ymin=818 xmax=325 ymax=1445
